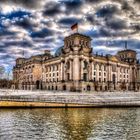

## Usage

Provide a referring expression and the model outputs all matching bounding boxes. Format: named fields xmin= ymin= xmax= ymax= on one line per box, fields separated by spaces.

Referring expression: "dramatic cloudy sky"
xmin=0 ymin=0 xmax=140 ymax=74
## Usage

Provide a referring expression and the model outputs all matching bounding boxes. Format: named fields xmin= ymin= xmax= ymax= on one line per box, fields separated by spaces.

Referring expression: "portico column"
xmin=58 ymin=63 xmax=61 ymax=81
xmin=89 ymin=61 xmax=92 ymax=80
xmin=108 ymin=64 xmax=111 ymax=81
xmin=61 ymin=61 xmax=65 ymax=81
xmin=73 ymin=55 xmax=80 ymax=81
xmin=70 ymin=59 xmax=73 ymax=80
xmin=81 ymin=59 xmax=83 ymax=80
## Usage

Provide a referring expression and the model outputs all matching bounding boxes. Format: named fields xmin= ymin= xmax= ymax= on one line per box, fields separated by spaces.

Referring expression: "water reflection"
xmin=0 ymin=108 xmax=140 ymax=140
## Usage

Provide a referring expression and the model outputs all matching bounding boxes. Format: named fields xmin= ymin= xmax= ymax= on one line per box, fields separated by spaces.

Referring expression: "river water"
xmin=0 ymin=108 xmax=139 ymax=140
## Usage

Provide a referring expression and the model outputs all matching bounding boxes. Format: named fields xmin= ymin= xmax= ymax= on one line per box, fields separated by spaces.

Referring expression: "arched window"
xmin=87 ymin=85 xmax=91 ymax=91
xmin=94 ymin=64 xmax=97 ymax=70
xmin=66 ymin=61 xmax=70 ymax=69
xmin=99 ymin=65 xmax=102 ymax=70
xmin=112 ymin=74 xmax=116 ymax=83
xmin=104 ymin=65 xmax=106 ymax=71
xmin=83 ymin=61 xmax=88 ymax=69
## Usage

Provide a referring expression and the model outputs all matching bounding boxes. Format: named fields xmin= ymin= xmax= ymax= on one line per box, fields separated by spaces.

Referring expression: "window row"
xmin=46 ymin=72 xmax=59 ymax=77
xmin=45 ymin=65 xmax=59 ymax=72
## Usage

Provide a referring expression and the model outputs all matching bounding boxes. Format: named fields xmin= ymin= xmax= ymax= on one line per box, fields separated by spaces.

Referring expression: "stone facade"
xmin=13 ymin=33 xmax=140 ymax=91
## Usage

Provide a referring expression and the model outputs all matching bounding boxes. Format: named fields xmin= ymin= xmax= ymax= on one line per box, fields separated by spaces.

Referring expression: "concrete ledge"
xmin=0 ymin=101 xmax=96 ymax=108
xmin=0 ymin=100 xmax=140 ymax=108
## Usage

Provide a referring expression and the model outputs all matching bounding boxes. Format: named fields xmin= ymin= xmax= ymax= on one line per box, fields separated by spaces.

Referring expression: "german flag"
xmin=71 ymin=23 xmax=78 ymax=31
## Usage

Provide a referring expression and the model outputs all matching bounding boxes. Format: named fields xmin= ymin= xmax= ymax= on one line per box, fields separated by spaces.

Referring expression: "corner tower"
xmin=117 ymin=49 xmax=137 ymax=64
xmin=62 ymin=33 xmax=92 ymax=55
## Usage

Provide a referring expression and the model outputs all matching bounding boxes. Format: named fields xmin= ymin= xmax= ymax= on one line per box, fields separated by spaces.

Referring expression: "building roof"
xmin=65 ymin=33 xmax=91 ymax=40
xmin=117 ymin=49 xmax=136 ymax=54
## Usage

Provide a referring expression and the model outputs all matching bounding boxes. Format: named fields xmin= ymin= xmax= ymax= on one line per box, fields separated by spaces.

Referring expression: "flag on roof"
xmin=71 ymin=23 xmax=78 ymax=31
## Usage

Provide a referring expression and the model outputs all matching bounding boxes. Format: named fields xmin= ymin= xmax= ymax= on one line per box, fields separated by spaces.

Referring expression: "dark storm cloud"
xmin=5 ymin=10 xmax=31 ymax=20
xmin=0 ymin=29 xmax=15 ymax=36
xmin=87 ymin=26 xmax=129 ymax=38
xmin=58 ymin=17 xmax=81 ymax=25
xmin=132 ymin=24 xmax=140 ymax=31
xmin=0 ymin=10 xmax=33 ymax=31
xmin=0 ymin=0 xmax=42 ymax=9
xmin=99 ymin=27 xmax=112 ymax=37
xmin=86 ymin=15 xmax=94 ymax=23
xmin=96 ymin=4 xmax=119 ymax=18
xmin=64 ymin=0 xmax=83 ymax=14
xmin=127 ymin=39 xmax=140 ymax=49
xmin=0 ymin=45 xmax=7 ymax=53
xmin=15 ymin=18 xmax=33 ymax=30
xmin=43 ymin=2 xmax=61 ymax=16
xmin=4 ymin=40 xmax=32 ymax=48
xmin=86 ymin=0 xmax=102 ymax=3
xmin=0 ymin=54 xmax=11 ymax=60
xmin=106 ymin=18 xmax=127 ymax=30
xmin=43 ymin=0 xmax=83 ymax=17
xmin=121 ymin=1 xmax=133 ymax=11
xmin=64 ymin=0 xmax=83 ymax=9
xmin=30 ymin=28 xmax=54 ymax=38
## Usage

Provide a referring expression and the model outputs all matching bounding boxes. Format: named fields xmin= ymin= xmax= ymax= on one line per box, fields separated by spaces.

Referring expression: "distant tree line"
xmin=0 ymin=79 xmax=13 ymax=89
xmin=0 ymin=66 xmax=13 ymax=89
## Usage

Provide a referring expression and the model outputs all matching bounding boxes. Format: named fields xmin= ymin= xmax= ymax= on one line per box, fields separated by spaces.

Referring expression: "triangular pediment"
xmin=109 ymin=56 xmax=118 ymax=62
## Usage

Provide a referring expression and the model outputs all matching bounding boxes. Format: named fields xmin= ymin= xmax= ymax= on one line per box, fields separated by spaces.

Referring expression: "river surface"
xmin=0 ymin=108 xmax=139 ymax=140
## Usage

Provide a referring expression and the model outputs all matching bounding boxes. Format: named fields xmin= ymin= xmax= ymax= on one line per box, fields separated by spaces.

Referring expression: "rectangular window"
xmin=124 ymin=68 xmax=125 ymax=73
xmin=83 ymin=73 xmax=87 ymax=81
xmin=112 ymin=65 xmax=116 ymax=72
xmin=99 ymin=65 xmax=101 ymax=70
xmin=104 ymin=66 xmax=106 ymax=71
xmin=67 ymin=73 xmax=70 ymax=80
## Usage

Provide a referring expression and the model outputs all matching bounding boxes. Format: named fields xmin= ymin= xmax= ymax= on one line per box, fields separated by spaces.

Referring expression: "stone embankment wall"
xmin=0 ymin=90 xmax=140 ymax=107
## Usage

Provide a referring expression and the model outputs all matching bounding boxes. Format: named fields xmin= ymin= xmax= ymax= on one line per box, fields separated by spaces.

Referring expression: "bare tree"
xmin=0 ymin=66 xmax=5 ymax=79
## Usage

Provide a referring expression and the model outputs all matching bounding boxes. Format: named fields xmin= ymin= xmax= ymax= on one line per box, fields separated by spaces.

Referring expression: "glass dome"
xmin=55 ymin=46 xmax=63 ymax=56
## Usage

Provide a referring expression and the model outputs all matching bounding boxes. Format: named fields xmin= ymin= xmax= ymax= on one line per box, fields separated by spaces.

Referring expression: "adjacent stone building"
xmin=13 ymin=33 xmax=140 ymax=91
